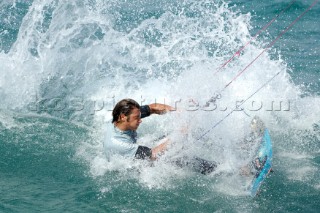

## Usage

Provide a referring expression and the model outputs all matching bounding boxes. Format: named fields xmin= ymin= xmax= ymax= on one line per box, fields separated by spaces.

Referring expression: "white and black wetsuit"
xmin=104 ymin=105 xmax=217 ymax=174
xmin=104 ymin=105 xmax=152 ymax=159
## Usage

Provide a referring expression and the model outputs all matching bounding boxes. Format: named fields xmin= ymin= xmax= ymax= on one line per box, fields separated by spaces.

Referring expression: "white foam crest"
xmin=1 ymin=0 xmax=121 ymax=112
xmin=137 ymin=158 xmax=189 ymax=189
xmin=90 ymin=1 xmax=255 ymax=134
xmin=0 ymin=52 xmax=41 ymax=109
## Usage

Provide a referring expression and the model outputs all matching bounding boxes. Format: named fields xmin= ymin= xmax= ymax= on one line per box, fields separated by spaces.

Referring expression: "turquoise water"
xmin=1 ymin=0 xmax=319 ymax=212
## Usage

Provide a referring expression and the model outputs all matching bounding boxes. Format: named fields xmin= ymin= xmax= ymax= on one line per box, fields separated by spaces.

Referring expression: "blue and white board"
xmin=250 ymin=127 xmax=273 ymax=197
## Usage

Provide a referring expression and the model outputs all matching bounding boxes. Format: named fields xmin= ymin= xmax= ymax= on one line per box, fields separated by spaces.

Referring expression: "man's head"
xmin=112 ymin=99 xmax=142 ymax=130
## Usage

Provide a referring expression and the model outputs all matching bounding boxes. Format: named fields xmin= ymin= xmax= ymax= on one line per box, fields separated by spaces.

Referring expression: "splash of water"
xmin=1 ymin=0 xmax=319 ymax=194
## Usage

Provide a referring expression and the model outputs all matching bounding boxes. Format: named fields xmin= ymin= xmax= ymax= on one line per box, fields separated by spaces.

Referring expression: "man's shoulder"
xmin=106 ymin=121 xmax=134 ymax=141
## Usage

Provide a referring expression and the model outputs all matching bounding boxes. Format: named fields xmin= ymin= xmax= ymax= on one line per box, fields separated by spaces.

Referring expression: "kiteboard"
xmin=249 ymin=116 xmax=273 ymax=197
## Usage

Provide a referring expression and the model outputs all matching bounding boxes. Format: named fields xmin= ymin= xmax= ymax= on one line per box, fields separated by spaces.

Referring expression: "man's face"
xmin=124 ymin=107 xmax=142 ymax=130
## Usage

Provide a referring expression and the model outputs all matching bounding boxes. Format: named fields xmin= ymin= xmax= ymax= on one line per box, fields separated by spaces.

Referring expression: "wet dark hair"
xmin=112 ymin=99 xmax=140 ymax=123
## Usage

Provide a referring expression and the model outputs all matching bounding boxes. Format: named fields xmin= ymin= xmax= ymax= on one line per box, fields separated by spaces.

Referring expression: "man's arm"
xmin=149 ymin=103 xmax=175 ymax=114
xmin=140 ymin=103 xmax=174 ymax=118
xmin=140 ymin=103 xmax=175 ymax=118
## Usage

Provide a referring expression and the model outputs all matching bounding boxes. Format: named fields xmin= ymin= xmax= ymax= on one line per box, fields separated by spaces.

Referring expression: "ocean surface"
xmin=1 ymin=0 xmax=319 ymax=212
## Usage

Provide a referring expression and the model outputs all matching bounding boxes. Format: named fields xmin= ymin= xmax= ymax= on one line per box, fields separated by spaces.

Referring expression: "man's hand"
xmin=149 ymin=103 xmax=175 ymax=115
xmin=151 ymin=138 xmax=170 ymax=160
